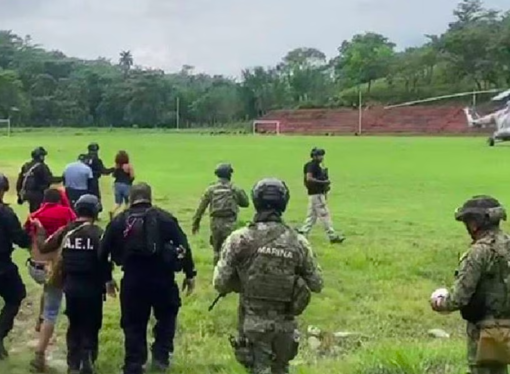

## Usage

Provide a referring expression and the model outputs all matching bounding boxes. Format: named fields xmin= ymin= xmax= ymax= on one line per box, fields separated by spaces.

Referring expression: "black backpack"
xmin=122 ymin=208 xmax=161 ymax=257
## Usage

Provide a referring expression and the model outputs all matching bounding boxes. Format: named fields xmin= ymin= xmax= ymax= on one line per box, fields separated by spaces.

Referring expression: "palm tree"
xmin=119 ymin=50 xmax=133 ymax=77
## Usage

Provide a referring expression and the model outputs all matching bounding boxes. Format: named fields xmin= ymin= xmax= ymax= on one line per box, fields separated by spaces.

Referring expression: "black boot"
xmin=80 ymin=351 xmax=95 ymax=374
xmin=150 ymin=359 xmax=169 ymax=372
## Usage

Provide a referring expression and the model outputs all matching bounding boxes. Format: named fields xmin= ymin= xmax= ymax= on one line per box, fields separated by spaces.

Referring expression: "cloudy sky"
xmin=0 ymin=0 xmax=507 ymax=76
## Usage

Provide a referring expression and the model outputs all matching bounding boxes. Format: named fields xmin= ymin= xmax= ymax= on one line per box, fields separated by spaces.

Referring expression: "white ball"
xmin=431 ymin=288 xmax=449 ymax=301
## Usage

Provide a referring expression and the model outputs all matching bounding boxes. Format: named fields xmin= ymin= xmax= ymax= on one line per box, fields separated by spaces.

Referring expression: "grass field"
xmin=1 ymin=130 xmax=509 ymax=374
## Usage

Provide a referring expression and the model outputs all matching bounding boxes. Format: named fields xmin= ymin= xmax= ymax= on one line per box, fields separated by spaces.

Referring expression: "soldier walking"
xmin=192 ymin=163 xmax=249 ymax=264
xmin=213 ymin=178 xmax=323 ymax=374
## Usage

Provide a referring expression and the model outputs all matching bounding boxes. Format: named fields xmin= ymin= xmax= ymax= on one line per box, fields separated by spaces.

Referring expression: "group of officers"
xmin=0 ymin=142 xmax=509 ymax=374
xmin=16 ymin=143 xmax=111 ymax=214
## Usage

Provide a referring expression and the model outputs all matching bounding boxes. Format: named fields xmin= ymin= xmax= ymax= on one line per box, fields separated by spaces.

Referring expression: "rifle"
xmin=208 ymin=293 xmax=225 ymax=311
xmin=322 ymin=167 xmax=330 ymax=196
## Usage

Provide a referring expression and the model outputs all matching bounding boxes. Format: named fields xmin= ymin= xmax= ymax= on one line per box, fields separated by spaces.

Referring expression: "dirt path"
xmin=5 ymin=292 xmax=68 ymax=373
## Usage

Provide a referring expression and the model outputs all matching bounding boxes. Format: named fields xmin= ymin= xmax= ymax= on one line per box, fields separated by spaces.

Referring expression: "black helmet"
xmin=251 ymin=178 xmax=290 ymax=213
xmin=75 ymin=194 xmax=101 ymax=217
xmin=455 ymin=195 xmax=507 ymax=225
xmin=215 ymin=163 xmax=234 ymax=179
xmin=78 ymin=154 xmax=88 ymax=162
xmin=88 ymin=143 xmax=99 ymax=152
xmin=129 ymin=183 xmax=152 ymax=205
xmin=310 ymin=147 xmax=325 ymax=158
xmin=0 ymin=173 xmax=9 ymax=192
xmin=31 ymin=147 xmax=48 ymax=160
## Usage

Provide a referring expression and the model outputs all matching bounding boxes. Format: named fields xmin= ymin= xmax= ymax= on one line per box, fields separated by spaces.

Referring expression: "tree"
xmin=0 ymin=69 xmax=29 ymax=119
xmin=119 ymin=50 xmax=133 ymax=77
xmin=278 ymin=47 xmax=333 ymax=104
xmin=335 ymin=32 xmax=395 ymax=93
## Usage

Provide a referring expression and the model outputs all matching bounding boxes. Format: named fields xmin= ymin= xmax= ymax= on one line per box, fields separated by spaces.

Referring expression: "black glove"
xmin=17 ymin=196 xmax=23 ymax=205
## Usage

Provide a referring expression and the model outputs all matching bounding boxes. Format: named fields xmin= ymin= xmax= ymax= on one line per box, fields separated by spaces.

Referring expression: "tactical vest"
xmin=461 ymin=232 xmax=510 ymax=322
xmin=123 ymin=208 xmax=161 ymax=258
xmin=210 ymin=183 xmax=238 ymax=218
xmin=241 ymin=223 xmax=309 ymax=316
xmin=62 ymin=223 xmax=103 ymax=276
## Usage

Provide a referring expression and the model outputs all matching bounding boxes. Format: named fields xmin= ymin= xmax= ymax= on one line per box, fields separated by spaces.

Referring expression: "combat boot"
xmin=0 ymin=339 xmax=8 ymax=360
xmin=29 ymin=351 xmax=47 ymax=372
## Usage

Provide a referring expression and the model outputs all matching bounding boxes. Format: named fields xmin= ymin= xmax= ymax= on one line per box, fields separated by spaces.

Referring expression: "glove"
xmin=17 ymin=195 xmax=23 ymax=205
xmin=182 ymin=277 xmax=196 ymax=296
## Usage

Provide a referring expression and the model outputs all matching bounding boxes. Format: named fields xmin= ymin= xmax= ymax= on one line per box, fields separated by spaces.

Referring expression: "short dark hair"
xmin=43 ymin=188 xmax=61 ymax=204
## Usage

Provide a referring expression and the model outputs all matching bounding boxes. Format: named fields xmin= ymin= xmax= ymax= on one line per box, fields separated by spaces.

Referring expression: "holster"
xmin=476 ymin=319 xmax=510 ymax=365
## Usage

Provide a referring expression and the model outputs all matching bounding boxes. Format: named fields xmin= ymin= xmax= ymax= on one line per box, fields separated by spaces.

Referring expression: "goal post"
xmin=0 ymin=119 xmax=11 ymax=137
xmin=252 ymin=120 xmax=281 ymax=135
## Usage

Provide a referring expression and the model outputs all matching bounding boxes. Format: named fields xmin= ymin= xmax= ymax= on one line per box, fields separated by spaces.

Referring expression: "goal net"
xmin=0 ymin=119 xmax=11 ymax=137
xmin=252 ymin=120 xmax=281 ymax=135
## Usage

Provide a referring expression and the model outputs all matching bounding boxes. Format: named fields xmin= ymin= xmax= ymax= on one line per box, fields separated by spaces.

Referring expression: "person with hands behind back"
xmin=33 ymin=194 xmax=116 ymax=374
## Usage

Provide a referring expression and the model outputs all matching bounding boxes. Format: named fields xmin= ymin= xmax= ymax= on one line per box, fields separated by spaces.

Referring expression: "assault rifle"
xmin=208 ymin=293 xmax=225 ymax=311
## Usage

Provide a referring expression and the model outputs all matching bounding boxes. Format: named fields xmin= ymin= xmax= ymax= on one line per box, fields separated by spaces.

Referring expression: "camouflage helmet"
xmin=31 ymin=146 xmax=48 ymax=159
xmin=455 ymin=195 xmax=507 ymax=224
xmin=88 ymin=143 xmax=99 ymax=152
xmin=310 ymin=147 xmax=325 ymax=158
xmin=215 ymin=163 xmax=234 ymax=179
xmin=75 ymin=194 xmax=101 ymax=217
xmin=0 ymin=173 xmax=9 ymax=192
xmin=129 ymin=183 xmax=152 ymax=205
xmin=251 ymin=178 xmax=290 ymax=213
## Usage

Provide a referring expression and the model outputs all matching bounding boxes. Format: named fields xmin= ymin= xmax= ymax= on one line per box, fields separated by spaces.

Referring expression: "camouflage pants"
xmin=210 ymin=218 xmax=236 ymax=265
xmin=467 ymin=322 xmax=508 ymax=374
xmin=233 ymin=310 xmax=299 ymax=374
xmin=299 ymin=194 xmax=338 ymax=240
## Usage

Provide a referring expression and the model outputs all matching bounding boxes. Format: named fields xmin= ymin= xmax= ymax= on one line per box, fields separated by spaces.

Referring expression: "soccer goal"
xmin=252 ymin=120 xmax=281 ymax=135
xmin=0 ymin=119 xmax=11 ymax=137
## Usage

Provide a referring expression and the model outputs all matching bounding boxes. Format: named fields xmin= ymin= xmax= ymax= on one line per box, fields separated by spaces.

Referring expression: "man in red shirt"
xmin=24 ymin=188 xmax=76 ymax=372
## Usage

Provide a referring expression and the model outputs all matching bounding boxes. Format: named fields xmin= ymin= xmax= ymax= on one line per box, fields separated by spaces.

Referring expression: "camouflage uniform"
xmin=213 ymin=216 xmax=323 ymax=373
xmin=192 ymin=179 xmax=249 ymax=264
xmin=434 ymin=196 xmax=510 ymax=374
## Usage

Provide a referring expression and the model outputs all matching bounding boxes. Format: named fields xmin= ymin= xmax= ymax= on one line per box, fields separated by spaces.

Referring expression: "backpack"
xmin=123 ymin=208 xmax=161 ymax=257
xmin=242 ymin=225 xmax=311 ymax=316
xmin=19 ymin=163 xmax=41 ymax=200
xmin=210 ymin=183 xmax=237 ymax=217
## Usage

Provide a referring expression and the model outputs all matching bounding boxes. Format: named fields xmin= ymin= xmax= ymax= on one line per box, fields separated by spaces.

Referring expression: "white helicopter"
xmin=385 ymin=88 xmax=510 ymax=146
xmin=463 ymin=89 xmax=510 ymax=146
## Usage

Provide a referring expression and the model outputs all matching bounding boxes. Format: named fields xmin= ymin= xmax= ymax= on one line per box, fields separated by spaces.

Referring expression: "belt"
xmin=26 ymin=259 xmax=47 ymax=271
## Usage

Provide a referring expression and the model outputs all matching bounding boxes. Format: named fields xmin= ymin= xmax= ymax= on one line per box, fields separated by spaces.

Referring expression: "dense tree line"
xmin=0 ymin=0 xmax=508 ymax=128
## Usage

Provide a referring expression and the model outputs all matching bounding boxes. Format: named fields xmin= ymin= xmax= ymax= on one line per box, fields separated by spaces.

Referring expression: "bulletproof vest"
xmin=123 ymin=207 xmax=161 ymax=258
xmin=241 ymin=223 xmax=302 ymax=315
xmin=461 ymin=232 xmax=510 ymax=322
xmin=210 ymin=182 xmax=238 ymax=218
xmin=61 ymin=223 xmax=103 ymax=276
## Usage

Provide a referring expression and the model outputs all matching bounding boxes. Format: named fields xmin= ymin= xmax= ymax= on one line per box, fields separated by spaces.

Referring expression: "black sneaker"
xmin=330 ymin=235 xmax=345 ymax=244
xmin=80 ymin=354 xmax=95 ymax=374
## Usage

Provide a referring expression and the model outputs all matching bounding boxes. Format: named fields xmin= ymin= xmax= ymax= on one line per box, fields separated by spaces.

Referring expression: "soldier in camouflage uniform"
xmin=431 ymin=195 xmax=510 ymax=374
xmin=213 ymin=178 xmax=324 ymax=374
xmin=192 ymin=163 xmax=249 ymax=265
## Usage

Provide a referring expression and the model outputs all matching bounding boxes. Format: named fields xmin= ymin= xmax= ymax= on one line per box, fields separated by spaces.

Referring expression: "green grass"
xmin=0 ymin=130 xmax=507 ymax=373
